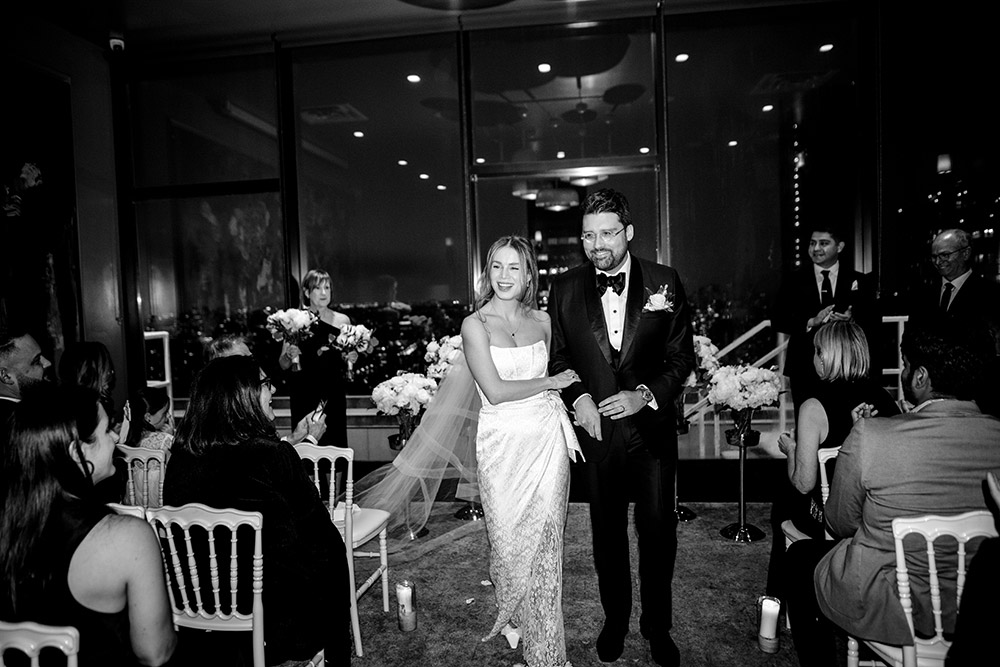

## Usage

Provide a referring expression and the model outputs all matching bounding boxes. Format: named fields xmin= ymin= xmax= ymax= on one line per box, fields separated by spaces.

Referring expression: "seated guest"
xmin=778 ymin=321 xmax=898 ymax=536
xmin=945 ymin=470 xmax=1000 ymax=667
xmin=0 ymin=327 xmax=53 ymax=448
xmin=767 ymin=321 xmax=899 ymax=602
xmin=163 ymin=355 xmax=350 ymax=666
xmin=205 ymin=333 xmax=253 ymax=360
xmin=122 ymin=387 xmax=174 ymax=451
xmin=59 ymin=341 xmax=117 ymax=422
xmin=786 ymin=321 xmax=1000 ymax=667
xmin=0 ymin=385 xmax=177 ymax=666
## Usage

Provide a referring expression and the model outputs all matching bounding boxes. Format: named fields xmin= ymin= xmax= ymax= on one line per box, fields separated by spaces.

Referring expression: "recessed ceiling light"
xmin=639 ymin=146 xmax=650 ymax=154
xmin=419 ymin=173 xmax=429 ymax=180
xmin=407 ymin=74 xmax=421 ymax=83
xmin=556 ymin=151 xmax=566 ymax=159
xmin=353 ymin=131 xmax=364 ymax=138
xmin=475 ymin=157 xmax=485 ymax=164
xmin=728 ymin=140 xmax=738 ymax=147
xmin=762 ymin=104 xmax=774 ymax=112
xmin=436 ymin=185 xmax=446 ymax=191
xmin=675 ymin=53 xmax=689 ymax=63
xmin=398 ymin=159 xmax=408 ymax=166
xmin=538 ymin=63 xmax=551 ymax=73
xmin=819 ymin=43 xmax=834 ymax=53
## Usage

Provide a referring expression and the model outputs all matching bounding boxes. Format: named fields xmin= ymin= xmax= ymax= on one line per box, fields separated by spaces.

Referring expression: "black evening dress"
xmin=766 ymin=377 xmax=899 ymax=599
xmin=1 ymin=500 xmax=138 ymax=667
xmin=287 ymin=317 xmax=348 ymax=448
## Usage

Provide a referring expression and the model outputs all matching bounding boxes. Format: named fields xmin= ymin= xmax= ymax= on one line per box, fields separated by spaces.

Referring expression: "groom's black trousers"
xmin=583 ymin=418 xmax=678 ymax=636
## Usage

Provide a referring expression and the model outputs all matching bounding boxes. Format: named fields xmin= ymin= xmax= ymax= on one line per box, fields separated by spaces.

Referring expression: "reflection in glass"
xmin=292 ymin=36 xmax=467 ymax=306
xmin=132 ymin=55 xmax=278 ymax=188
xmin=664 ymin=10 xmax=861 ymax=364
xmin=475 ymin=172 xmax=657 ymax=307
xmin=469 ymin=20 xmax=655 ymax=165
xmin=137 ymin=194 xmax=285 ymax=394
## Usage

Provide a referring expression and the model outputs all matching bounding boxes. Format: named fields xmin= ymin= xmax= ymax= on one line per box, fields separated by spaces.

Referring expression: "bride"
xmin=461 ymin=235 xmax=582 ymax=667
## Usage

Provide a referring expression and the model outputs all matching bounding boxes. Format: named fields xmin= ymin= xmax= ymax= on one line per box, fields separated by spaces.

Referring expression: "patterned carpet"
xmin=352 ymin=501 xmax=801 ymax=667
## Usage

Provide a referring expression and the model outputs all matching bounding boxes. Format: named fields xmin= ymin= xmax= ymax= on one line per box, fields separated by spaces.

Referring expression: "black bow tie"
xmin=596 ymin=272 xmax=626 ymax=296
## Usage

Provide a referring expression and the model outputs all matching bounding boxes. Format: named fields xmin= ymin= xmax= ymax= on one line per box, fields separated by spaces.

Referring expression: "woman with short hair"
xmin=279 ymin=268 xmax=352 ymax=448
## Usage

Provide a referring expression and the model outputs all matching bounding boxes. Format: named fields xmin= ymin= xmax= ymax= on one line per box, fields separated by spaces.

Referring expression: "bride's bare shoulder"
xmin=529 ymin=308 xmax=550 ymax=323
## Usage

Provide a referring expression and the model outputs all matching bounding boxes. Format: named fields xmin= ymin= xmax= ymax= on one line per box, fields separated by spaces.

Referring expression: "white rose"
xmin=648 ymin=294 xmax=667 ymax=309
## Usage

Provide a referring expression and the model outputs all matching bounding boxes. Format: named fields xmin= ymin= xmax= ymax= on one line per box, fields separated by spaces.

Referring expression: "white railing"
xmin=682 ymin=314 xmax=911 ymax=454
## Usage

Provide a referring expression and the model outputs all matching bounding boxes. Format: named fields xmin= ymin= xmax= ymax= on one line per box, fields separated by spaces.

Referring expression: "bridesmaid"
xmin=279 ymin=269 xmax=350 ymax=447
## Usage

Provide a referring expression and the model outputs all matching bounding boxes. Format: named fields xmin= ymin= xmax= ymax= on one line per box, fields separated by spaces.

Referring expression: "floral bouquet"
xmin=371 ymin=372 xmax=438 ymax=450
xmin=266 ymin=308 xmax=318 ymax=371
xmin=332 ymin=324 xmax=379 ymax=380
xmin=707 ymin=364 xmax=781 ymax=446
xmin=424 ymin=334 xmax=463 ymax=380
xmin=685 ymin=335 xmax=721 ymax=390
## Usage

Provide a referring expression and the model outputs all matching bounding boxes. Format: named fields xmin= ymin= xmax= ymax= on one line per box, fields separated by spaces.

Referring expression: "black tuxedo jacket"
xmin=772 ymin=266 xmax=878 ymax=381
xmin=548 ymin=255 xmax=695 ymax=462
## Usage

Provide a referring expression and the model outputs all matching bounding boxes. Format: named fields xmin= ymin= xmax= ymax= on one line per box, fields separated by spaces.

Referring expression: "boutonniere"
xmin=643 ymin=285 xmax=675 ymax=312
xmin=851 ymin=280 xmax=859 ymax=292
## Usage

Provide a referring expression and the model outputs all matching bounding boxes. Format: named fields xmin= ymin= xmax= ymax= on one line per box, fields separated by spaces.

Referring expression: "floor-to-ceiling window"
xmin=663 ymin=6 xmax=864 ymax=363
xmin=132 ymin=55 xmax=283 ymax=394
xmin=128 ymin=4 xmax=869 ymax=396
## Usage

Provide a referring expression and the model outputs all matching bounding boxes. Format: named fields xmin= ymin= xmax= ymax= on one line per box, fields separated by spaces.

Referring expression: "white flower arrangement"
xmin=685 ymin=335 xmax=721 ymax=388
xmin=706 ymin=364 xmax=781 ymax=412
xmin=371 ymin=372 xmax=438 ymax=418
xmin=643 ymin=284 xmax=675 ymax=312
xmin=332 ymin=323 xmax=379 ymax=363
xmin=266 ymin=308 xmax=317 ymax=343
xmin=425 ymin=334 xmax=463 ymax=380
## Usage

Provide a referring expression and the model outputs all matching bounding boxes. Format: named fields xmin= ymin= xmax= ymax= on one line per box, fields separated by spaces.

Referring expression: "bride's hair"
xmin=474 ymin=235 xmax=539 ymax=311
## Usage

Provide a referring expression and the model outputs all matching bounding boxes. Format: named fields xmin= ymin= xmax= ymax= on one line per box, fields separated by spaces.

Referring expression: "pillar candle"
xmin=759 ymin=597 xmax=779 ymax=639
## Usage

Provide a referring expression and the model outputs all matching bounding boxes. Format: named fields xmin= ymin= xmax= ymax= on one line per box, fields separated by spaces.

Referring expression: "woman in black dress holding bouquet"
xmin=278 ymin=269 xmax=351 ymax=448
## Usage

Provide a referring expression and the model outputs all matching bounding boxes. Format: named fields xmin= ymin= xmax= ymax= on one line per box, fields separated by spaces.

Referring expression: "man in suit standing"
xmin=772 ymin=225 xmax=878 ymax=417
xmin=915 ymin=228 xmax=1000 ymax=416
xmin=548 ymin=189 xmax=694 ymax=667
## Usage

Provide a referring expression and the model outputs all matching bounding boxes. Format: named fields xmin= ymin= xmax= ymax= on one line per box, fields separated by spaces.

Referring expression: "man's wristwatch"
xmin=637 ymin=385 xmax=655 ymax=405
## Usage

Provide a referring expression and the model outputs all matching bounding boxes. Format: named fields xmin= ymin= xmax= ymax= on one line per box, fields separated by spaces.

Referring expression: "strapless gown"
xmin=475 ymin=340 xmax=581 ymax=667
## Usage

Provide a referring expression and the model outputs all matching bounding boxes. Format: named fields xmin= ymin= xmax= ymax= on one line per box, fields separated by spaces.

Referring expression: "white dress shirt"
xmin=940 ymin=269 xmax=972 ymax=310
xmin=813 ymin=261 xmax=840 ymax=302
xmin=597 ymin=253 xmax=631 ymax=351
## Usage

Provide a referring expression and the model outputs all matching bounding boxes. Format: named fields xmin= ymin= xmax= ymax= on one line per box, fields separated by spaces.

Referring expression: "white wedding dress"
xmin=475 ymin=340 xmax=581 ymax=667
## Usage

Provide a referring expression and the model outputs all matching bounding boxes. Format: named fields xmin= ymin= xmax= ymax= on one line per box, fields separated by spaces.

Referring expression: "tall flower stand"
xmin=674 ymin=393 xmax=696 ymax=522
xmin=720 ymin=408 xmax=766 ymax=543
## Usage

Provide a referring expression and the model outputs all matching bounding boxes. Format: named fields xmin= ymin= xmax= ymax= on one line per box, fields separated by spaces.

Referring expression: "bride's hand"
xmin=549 ymin=369 xmax=580 ymax=390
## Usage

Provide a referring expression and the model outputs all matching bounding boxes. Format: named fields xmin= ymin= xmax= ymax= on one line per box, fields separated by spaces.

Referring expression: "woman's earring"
xmin=84 ymin=459 xmax=95 ymax=476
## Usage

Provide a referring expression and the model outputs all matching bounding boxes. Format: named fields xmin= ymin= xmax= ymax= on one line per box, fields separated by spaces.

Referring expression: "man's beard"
xmin=17 ymin=372 xmax=50 ymax=394
xmin=587 ymin=246 xmax=627 ymax=272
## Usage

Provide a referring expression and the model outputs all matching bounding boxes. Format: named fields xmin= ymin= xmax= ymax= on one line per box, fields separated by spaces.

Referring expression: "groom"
xmin=549 ymin=189 xmax=694 ymax=666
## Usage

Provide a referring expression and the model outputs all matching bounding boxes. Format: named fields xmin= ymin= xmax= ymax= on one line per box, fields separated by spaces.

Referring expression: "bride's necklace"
xmin=491 ymin=302 xmax=522 ymax=340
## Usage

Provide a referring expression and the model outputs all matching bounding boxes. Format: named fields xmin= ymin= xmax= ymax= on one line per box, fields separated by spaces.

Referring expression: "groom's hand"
xmin=599 ymin=391 xmax=647 ymax=421
xmin=573 ymin=396 xmax=602 ymax=441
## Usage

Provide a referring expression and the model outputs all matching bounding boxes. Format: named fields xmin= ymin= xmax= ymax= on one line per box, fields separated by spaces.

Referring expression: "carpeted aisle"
xmin=353 ymin=502 xmax=800 ymax=666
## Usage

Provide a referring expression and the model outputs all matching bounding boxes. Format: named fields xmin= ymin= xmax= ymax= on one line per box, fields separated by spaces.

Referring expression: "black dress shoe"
xmin=649 ymin=634 xmax=680 ymax=667
xmin=596 ymin=624 xmax=627 ymax=662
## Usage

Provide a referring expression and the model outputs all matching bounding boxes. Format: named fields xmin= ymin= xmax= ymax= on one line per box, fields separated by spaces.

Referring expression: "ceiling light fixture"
xmin=407 ymin=74 xmax=421 ymax=83
xmin=562 ymin=174 xmax=608 ymax=188
xmin=535 ymin=188 xmax=579 ymax=212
